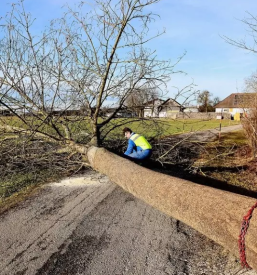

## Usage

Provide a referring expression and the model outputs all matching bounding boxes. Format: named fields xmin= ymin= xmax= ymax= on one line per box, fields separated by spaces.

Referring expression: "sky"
xmin=152 ymin=0 xmax=257 ymax=102
xmin=1 ymin=0 xmax=257 ymax=103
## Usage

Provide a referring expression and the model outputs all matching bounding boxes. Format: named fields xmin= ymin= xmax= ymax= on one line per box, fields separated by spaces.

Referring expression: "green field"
xmin=0 ymin=116 xmax=240 ymax=142
xmin=102 ymin=118 xmax=240 ymax=140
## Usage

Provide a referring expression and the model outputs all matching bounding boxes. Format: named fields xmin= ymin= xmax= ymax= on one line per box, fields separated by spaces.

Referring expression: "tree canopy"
xmin=0 ymin=0 xmax=179 ymax=147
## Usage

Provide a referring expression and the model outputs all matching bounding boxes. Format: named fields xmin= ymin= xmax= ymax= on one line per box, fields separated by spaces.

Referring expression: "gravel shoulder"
xmin=0 ymin=167 xmax=256 ymax=275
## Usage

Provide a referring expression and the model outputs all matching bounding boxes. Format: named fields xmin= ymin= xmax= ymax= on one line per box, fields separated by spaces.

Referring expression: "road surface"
xmin=0 ymin=167 xmax=256 ymax=275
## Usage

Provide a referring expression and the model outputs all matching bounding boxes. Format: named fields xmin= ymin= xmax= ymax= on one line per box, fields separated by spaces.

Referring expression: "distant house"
xmin=143 ymin=98 xmax=184 ymax=118
xmin=0 ymin=105 xmax=11 ymax=116
xmin=183 ymin=105 xmax=199 ymax=113
xmin=0 ymin=104 xmax=25 ymax=116
xmin=0 ymin=93 xmax=27 ymax=116
xmin=104 ymin=107 xmax=136 ymax=118
xmin=214 ymin=93 xmax=257 ymax=118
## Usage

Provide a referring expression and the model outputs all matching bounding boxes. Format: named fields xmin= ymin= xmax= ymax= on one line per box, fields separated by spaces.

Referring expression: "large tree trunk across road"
xmin=87 ymin=143 xmax=257 ymax=271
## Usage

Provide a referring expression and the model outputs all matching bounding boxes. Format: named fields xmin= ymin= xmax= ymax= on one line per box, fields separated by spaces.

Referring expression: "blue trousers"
xmin=127 ymin=149 xmax=152 ymax=160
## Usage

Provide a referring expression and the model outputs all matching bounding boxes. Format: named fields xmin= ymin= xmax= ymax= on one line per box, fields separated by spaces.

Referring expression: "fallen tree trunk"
xmin=87 ymin=146 xmax=257 ymax=270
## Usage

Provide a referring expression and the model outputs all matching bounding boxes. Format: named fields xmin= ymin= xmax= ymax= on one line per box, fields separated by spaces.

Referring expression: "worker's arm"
xmin=124 ymin=139 xmax=135 ymax=155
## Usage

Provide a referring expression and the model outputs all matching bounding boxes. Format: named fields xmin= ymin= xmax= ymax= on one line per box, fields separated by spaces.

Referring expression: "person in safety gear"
xmin=123 ymin=127 xmax=152 ymax=160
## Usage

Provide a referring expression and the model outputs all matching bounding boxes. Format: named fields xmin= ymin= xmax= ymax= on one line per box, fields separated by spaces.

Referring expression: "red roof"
xmin=214 ymin=93 xmax=257 ymax=108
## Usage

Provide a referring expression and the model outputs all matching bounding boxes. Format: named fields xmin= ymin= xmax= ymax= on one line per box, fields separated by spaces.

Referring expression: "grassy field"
xmin=0 ymin=117 xmax=242 ymax=209
xmin=102 ymin=118 xmax=240 ymax=140
xmin=1 ymin=116 xmax=239 ymax=140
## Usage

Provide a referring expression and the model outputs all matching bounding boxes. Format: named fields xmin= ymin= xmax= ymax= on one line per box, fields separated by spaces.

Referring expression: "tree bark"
xmin=86 ymin=146 xmax=257 ymax=271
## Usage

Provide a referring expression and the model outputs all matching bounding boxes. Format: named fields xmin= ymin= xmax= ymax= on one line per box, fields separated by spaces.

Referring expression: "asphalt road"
xmin=0 ymin=167 xmax=256 ymax=275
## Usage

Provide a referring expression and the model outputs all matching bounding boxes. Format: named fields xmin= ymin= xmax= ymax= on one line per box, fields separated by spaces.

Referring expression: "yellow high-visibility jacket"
xmin=124 ymin=133 xmax=152 ymax=155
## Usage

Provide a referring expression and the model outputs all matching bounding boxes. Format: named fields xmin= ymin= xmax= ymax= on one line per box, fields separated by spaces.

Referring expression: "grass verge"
xmin=194 ymin=130 xmax=257 ymax=192
xmin=0 ymin=138 xmax=85 ymax=212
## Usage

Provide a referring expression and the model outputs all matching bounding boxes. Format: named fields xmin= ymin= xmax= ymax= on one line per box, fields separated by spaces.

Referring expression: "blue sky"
xmin=150 ymin=0 xmax=257 ymax=101
xmin=1 ymin=0 xmax=257 ymax=102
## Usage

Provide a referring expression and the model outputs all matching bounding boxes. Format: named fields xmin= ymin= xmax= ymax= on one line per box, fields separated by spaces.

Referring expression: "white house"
xmin=214 ymin=93 xmax=256 ymax=118
xmin=143 ymin=98 xmax=164 ymax=117
xmin=143 ymin=98 xmax=184 ymax=118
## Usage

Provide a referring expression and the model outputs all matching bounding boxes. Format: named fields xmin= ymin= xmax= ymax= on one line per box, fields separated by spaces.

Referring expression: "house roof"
xmin=214 ymin=93 xmax=257 ymax=108
xmin=161 ymin=98 xmax=182 ymax=107
xmin=0 ymin=104 xmax=23 ymax=110
xmin=143 ymin=98 xmax=165 ymax=106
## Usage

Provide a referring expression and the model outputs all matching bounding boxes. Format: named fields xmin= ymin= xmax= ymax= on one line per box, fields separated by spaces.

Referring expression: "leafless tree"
xmin=171 ymin=78 xmax=199 ymax=108
xmin=0 ymin=1 xmax=205 ymax=200
xmin=222 ymin=12 xmax=257 ymax=157
xmin=197 ymin=90 xmax=214 ymax=112
xmin=222 ymin=12 xmax=257 ymax=54
xmin=0 ymin=0 xmax=184 ymax=149
xmin=124 ymin=87 xmax=159 ymax=117
xmin=239 ymin=78 xmax=257 ymax=158
xmin=213 ymin=96 xmax=220 ymax=106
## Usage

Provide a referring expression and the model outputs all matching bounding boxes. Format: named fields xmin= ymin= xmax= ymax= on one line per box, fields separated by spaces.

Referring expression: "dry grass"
xmin=194 ymin=130 xmax=250 ymax=168
xmin=0 ymin=136 xmax=86 ymax=204
xmin=194 ymin=130 xmax=257 ymax=192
